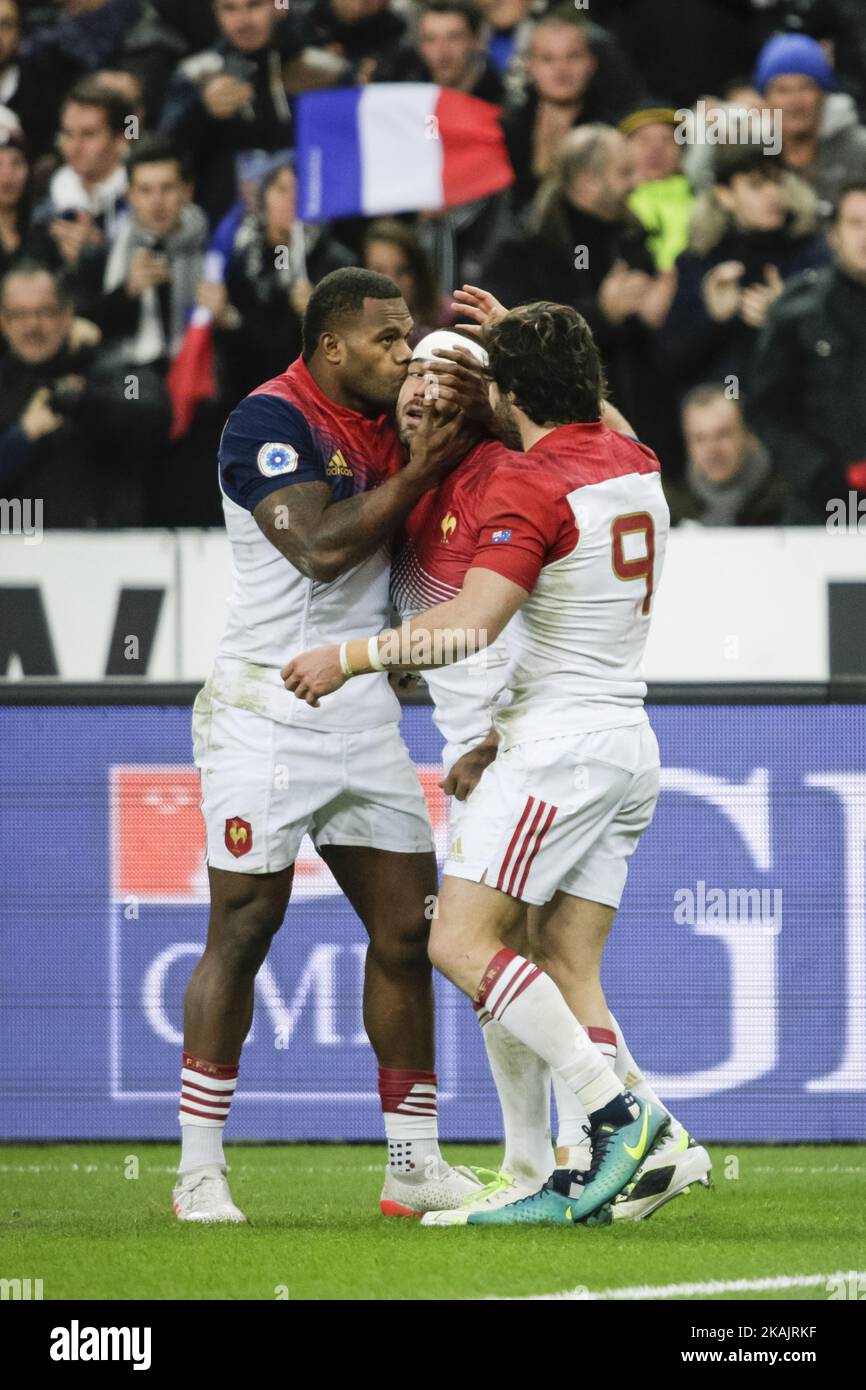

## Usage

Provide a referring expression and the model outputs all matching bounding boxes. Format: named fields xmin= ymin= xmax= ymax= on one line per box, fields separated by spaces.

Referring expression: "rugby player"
xmin=174 ymin=267 xmax=488 ymax=1223
xmin=388 ymin=323 xmax=711 ymax=1224
xmin=282 ymin=300 xmax=689 ymax=1224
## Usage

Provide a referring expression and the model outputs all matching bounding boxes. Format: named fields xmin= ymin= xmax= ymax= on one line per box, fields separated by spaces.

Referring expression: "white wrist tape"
xmin=338 ymin=642 xmax=353 ymax=677
xmin=367 ymin=635 xmax=385 ymax=672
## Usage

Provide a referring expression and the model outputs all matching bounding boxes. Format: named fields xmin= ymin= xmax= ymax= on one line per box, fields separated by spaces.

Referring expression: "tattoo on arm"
xmin=254 ymin=471 xmax=424 ymax=581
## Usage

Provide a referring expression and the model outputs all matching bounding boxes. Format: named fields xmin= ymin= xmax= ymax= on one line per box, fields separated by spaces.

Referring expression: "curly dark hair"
xmin=482 ymin=302 xmax=606 ymax=425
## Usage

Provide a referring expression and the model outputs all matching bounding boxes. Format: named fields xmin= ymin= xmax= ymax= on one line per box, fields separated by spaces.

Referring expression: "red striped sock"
xmin=587 ymin=1025 xmax=618 ymax=1065
xmin=378 ymin=1067 xmax=440 ymax=1174
xmin=179 ymin=1053 xmax=238 ymax=1126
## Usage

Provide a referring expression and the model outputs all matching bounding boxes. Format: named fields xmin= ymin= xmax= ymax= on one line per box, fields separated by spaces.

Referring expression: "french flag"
xmin=295 ymin=84 xmax=514 ymax=221
xmin=167 ymin=203 xmax=244 ymax=441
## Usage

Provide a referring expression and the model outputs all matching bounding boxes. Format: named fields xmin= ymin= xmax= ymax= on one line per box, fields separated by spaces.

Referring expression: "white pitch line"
xmin=513 ymin=1271 xmax=866 ymax=1301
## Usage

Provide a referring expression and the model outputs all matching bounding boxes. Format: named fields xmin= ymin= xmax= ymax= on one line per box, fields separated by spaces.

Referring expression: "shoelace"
xmin=587 ymin=1129 xmax=616 ymax=1183
xmin=460 ymin=1168 xmax=513 ymax=1208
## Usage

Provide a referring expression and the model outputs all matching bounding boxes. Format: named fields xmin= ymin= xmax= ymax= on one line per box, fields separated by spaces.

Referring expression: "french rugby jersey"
xmin=391 ymin=438 xmax=520 ymax=750
xmin=465 ymin=421 xmax=669 ymax=748
xmin=211 ymin=356 xmax=404 ymax=729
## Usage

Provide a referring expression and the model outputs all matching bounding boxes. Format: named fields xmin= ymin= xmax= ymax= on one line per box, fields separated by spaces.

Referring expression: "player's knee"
xmin=367 ymin=914 xmax=431 ymax=976
xmin=427 ymin=923 xmax=457 ymax=980
xmin=208 ymin=889 xmax=286 ymax=969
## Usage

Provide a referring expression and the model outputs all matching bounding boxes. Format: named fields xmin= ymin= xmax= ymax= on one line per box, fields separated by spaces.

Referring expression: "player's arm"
xmin=282 ymin=568 xmax=529 ymax=706
xmin=223 ymin=393 xmax=475 ymax=583
xmin=283 ymin=461 xmax=554 ymax=706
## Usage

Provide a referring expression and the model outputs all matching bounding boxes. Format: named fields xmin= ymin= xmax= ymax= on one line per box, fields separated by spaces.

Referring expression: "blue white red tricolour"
xmin=295 ymin=84 xmax=514 ymax=221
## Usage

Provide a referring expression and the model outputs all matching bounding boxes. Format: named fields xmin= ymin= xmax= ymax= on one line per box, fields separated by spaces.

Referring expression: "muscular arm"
xmin=254 ymin=469 xmax=434 ymax=582
xmin=374 ymin=568 xmax=528 ymax=670
xmin=282 ymin=569 xmax=529 ymax=705
xmin=253 ymin=395 xmax=479 ymax=580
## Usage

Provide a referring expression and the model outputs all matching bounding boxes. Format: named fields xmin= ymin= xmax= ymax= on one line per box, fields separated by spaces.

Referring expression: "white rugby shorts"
xmin=443 ymin=721 xmax=660 ymax=908
xmin=193 ymin=689 xmax=434 ymax=873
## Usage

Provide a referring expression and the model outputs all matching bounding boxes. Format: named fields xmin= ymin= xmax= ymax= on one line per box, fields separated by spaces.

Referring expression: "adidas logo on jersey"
xmin=448 ymin=835 xmax=464 ymax=862
xmin=326 ymin=450 xmax=353 ymax=477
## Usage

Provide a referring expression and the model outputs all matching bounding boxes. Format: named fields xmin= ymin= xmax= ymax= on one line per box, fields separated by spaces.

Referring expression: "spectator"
xmin=588 ymin=0 xmax=773 ymax=112
xmin=361 ymin=218 xmax=452 ymax=344
xmin=682 ymin=80 xmax=766 ymax=194
xmin=754 ymin=32 xmax=866 ymax=214
xmin=0 ymin=0 xmax=56 ymax=158
xmin=620 ymin=103 xmax=695 ymax=269
xmin=478 ymin=0 xmax=533 ymax=91
xmin=69 ymin=135 xmax=206 ymax=386
xmin=302 ymin=0 xmax=406 ymax=78
xmin=503 ymin=9 xmax=645 ymax=219
xmin=804 ymin=0 xmax=866 ymax=117
xmin=203 ymin=159 xmax=354 ymax=403
xmin=0 ymin=117 xmax=30 ymax=280
xmin=658 ymin=144 xmax=829 ymax=399
xmin=28 ymin=79 xmax=130 ymax=273
xmin=483 ymin=123 xmax=678 ymax=459
xmin=18 ymin=0 xmax=186 ymax=135
xmin=388 ymin=1 xmax=503 ymax=105
xmin=160 ymin=0 xmax=302 ymax=224
xmin=0 ymin=262 xmax=151 ymax=525
xmin=665 ymin=383 xmax=786 ymax=525
xmin=748 ymin=180 xmax=866 ymax=522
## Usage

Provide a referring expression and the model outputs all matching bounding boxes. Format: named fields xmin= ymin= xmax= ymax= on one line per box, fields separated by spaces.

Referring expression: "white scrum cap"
xmin=411 ymin=329 xmax=488 ymax=368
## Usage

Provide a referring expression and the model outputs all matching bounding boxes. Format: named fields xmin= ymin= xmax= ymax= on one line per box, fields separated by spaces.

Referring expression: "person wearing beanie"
xmin=619 ymin=104 xmax=695 ymax=270
xmin=754 ymin=31 xmax=866 ymax=214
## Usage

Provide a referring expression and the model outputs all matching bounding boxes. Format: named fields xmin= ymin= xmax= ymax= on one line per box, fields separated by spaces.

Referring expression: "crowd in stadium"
xmin=0 ymin=0 xmax=865 ymax=530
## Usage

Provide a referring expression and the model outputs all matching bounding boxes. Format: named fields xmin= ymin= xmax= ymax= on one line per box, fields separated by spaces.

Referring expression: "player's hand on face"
xmin=441 ymin=741 xmax=498 ymax=801
xmin=406 ymin=397 xmax=479 ymax=485
xmin=451 ymin=284 xmax=508 ymax=336
xmin=281 ymin=645 xmax=346 ymax=707
xmin=425 ymin=346 xmax=494 ymax=428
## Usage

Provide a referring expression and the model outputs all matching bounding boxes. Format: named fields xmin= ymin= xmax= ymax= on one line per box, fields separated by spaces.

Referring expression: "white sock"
xmin=476 ymin=1004 xmax=553 ymax=1183
xmin=378 ymin=1067 xmax=445 ymax=1179
xmin=551 ymin=1071 xmax=591 ymax=1172
xmin=178 ymin=1052 xmax=238 ymax=1175
xmin=476 ymin=949 xmax=624 ymax=1116
xmin=609 ymin=1012 xmax=681 ymax=1139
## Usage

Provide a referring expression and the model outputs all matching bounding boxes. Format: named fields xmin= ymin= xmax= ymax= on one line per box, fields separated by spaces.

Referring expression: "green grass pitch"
xmin=2 ymin=1144 xmax=864 ymax=1301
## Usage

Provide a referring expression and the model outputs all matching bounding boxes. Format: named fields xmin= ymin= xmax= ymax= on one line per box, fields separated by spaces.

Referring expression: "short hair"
xmin=554 ymin=124 xmax=621 ymax=184
xmin=62 ymin=78 xmax=128 ymax=137
xmin=834 ymin=178 xmax=866 ymax=219
xmin=482 ymin=301 xmax=605 ymax=425
xmin=302 ymin=267 xmax=404 ymax=360
xmin=531 ymin=5 xmax=590 ymax=43
xmin=0 ymin=260 xmax=72 ymax=310
xmin=712 ymin=141 xmax=782 ymax=186
xmin=128 ymin=134 xmax=191 ymax=184
xmin=681 ymin=383 xmax=742 ymax=417
xmin=419 ymin=0 xmax=483 ymax=35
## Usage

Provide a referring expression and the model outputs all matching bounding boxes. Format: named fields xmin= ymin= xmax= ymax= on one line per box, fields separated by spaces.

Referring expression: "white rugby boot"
xmin=380 ymin=1163 xmax=484 ymax=1217
xmin=421 ymin=1167 xmax=544 ymax=1226
xmin=610 ymin=1128 xmax=712 ymax=1222
xmin=173 ymin=1164 xmax=247 ymax=1223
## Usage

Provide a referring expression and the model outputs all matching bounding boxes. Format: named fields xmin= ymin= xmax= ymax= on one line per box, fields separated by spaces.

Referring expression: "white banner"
xmin=0 ymin=527 xmax=863 ymax=682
